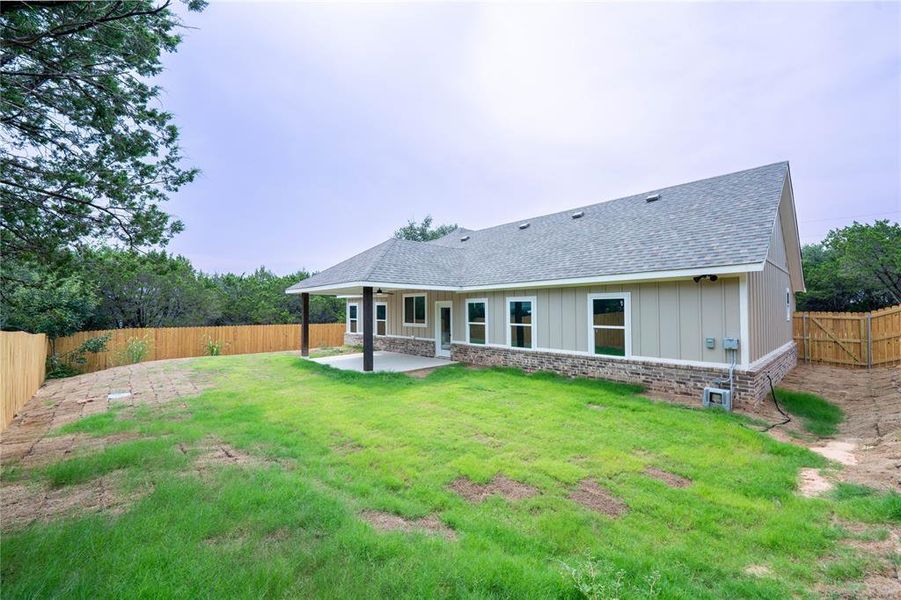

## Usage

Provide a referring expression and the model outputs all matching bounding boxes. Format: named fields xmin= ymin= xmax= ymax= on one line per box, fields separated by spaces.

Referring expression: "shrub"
xmin=46 ymin=334 xmax=111 ymax=379
xmin=205 ymin=336 xmax=225 ymax=356
xmin=118 ymin=335 xmax=151 ymax=365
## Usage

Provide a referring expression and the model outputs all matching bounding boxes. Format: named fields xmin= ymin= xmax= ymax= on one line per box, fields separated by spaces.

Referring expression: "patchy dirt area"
xmin=1 ymin=360 xmax=213 ymax=469
xmin=1 ymin=471 xmax=148 ymax=530
xmin=1 ymin=359 xmax=217 ymax=530
xmin=644 ymin=467 xmax=692 ymax=488
xmin=450 ymin=475 xmax=537 ymax=503
xmin=568 ymin=480 xmax=627 ymax=517
xmin=361 ymin=510 xmax=457 ymax=540
xmin=821 ymin=521 xmax=901 ymax=599
xmin=744 ymin=564 xmax=772 ymax=578
xmin=797 ymin=467 xmax=834 ymax=497
xmin=774 ymin=364 xmax=901 ymax=493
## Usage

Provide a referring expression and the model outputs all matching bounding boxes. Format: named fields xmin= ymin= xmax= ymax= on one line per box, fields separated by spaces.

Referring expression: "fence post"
xmin=866 ymin=313 xmax=872 ymax=369
xmin=803 ymin=314 xmax=809 ymax=363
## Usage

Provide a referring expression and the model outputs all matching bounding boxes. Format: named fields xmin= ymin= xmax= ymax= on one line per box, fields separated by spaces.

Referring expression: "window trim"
xmin=465 ymin=298 xmax=489 ymax=344
xmin=506 ymin=295 xmax=537 ymax=349
xmin=346 ymin=301 xmax=360 ymax=334
xmin=375 ymin=301 xmax=388 ymax=336
xmin=586 ymin=292 xmax=631 ymax=357
xmin=785 ymin=287 xmax=791 ymax=322
xmin=402 ymin=293 xmax=428 ymax=328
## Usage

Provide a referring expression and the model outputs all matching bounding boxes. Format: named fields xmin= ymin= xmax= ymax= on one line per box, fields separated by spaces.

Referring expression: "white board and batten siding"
xmin=347 ymin=278 xmax=743 ymax=365
xmin=748 ymin=209 xmax=794 ymax=362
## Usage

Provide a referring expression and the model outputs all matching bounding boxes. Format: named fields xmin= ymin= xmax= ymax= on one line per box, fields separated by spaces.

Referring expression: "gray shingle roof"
xmin=287 ymin=162 xmax=788 ymax=292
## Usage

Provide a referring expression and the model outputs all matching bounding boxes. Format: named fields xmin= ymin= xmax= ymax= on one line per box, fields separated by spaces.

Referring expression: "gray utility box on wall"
xmin=722 ymin=337 xmax=740 ymax=351
xmin=703 ymin=387 xmax=733 ymax=411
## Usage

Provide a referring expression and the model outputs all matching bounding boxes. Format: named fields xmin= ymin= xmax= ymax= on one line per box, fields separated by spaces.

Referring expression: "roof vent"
xmin=460 ymin=235 xmax=470 ymax=242
xmin=518 ymin=222 xmax=530 ymax=230
xmin=571 ymin=210 xmax=584 ymax=219
xmin=646 ymin=194 xmax=660 ymax=203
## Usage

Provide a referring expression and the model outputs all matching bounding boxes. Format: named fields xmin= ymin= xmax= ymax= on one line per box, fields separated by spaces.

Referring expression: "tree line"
xmin=0 ymin=247 xmax=344 ymax=339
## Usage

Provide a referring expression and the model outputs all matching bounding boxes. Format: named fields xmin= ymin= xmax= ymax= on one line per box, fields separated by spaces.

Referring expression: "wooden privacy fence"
xmin=54 ymin=323 xmax=346 ymax=374
xmin=1 ymin=331 xmax=48 ymax=431
xmin=793 ymin=305 xmax=901 ymax=367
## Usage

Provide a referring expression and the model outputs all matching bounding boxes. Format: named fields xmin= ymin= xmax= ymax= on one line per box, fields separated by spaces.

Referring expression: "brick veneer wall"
xmin=450 ymin=342 xmax=797 ymax=408
xmin=344 ymin=333 xmax=436 ymax=358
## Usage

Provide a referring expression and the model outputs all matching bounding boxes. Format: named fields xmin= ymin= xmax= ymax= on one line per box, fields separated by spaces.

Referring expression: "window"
xmin=785 ymin=288 xmax=791 ymax=322
xmin=466 ymin=299 xmax=488 ymax=344
xmin=375 ymin=302 xmax=387 ymax=336
xmin=403 ymin=294 xmax=427 ymax=327
xmin=506 ymin=296 xmax=536 ymax=349
xmin=587 ymin=293 xmax=630 ymax=357
xmin=347 ymin=303 xmax=359 ymax=333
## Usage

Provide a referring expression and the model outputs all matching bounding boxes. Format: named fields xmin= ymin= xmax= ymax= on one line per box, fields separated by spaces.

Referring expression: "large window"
xmin=507 ymin=296 xmax=536 ymax=349
xmin=403 ymin=294 xmax=427 ymax=327
xmin=347 ymin=303 xmax=359 ymax=333
xmin=466 ymin=299 xmax=488 ymax=344
xmin=587 ymin=293 xmax=630 ymax=357
xmin=375 ymin=302 xmax=387 ymax=336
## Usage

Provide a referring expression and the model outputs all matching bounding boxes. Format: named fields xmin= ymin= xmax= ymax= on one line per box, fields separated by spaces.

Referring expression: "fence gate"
xmin=793 ymin=305 xmax=901 ymax=367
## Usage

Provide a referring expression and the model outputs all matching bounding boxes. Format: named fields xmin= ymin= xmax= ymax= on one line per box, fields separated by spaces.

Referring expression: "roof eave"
xmin=284 ymin=262 xmax=765 ymax=295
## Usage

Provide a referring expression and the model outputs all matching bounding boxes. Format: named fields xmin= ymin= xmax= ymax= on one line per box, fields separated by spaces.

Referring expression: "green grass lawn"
xmin=2 ymin=354 xmax=898 ymax=599
xmin=774 ymin=387 xmax=845 ymax=436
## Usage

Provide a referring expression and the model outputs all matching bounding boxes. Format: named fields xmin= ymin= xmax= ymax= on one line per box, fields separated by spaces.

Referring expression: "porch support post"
xmin=301 ymin=293 xmax=310 ymax=357
xmin=362 ymin=286 xmax=374 ymax=372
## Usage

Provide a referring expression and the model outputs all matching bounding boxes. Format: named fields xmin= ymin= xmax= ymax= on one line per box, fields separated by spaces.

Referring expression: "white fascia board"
xmin=285 ymin=263 xmax=764 ymax=295
xmin=457 ymin=263 xmax=765 ymax=292
xmin=286 ymin=281 xmax=460 ymax=295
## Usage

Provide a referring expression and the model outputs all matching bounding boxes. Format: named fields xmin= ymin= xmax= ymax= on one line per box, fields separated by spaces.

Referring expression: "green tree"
xmin=796 ymin=220 xmax=900 ymax=312
xmin=79 ymin=247 xmax=220 ymax=329
xmin=825 ymin=220 xmax=900 ymax=305
xmin=3 ymin=271 xmax=97 ymax=341
xmin=1 ymin=0 xmax=204 ymax=283
xmin=210 ymin=268 xmax=344 ymax=325
xmin=394 ymin=215 xmax=458 ymax=242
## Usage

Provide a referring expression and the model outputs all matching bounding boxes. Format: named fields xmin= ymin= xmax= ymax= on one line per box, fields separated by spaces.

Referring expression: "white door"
xmin=434 ymin=301 xmax=453 ymax=357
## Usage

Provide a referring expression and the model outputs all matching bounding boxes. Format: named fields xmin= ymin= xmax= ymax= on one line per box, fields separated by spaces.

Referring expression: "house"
xmin=286 ymin=162 xmax=804 ymax=407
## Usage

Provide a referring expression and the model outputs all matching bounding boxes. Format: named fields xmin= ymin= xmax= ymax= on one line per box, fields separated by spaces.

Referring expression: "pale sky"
xmin=158 ymin=1 xmax=901 ymax=275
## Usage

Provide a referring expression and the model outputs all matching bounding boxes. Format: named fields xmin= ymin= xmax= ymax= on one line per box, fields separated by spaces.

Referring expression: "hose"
xmin=759 ymin=374 xmax=791 ymax=432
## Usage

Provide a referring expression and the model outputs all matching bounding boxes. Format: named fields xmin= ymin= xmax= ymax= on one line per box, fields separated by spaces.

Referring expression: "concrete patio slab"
xmin=309 ymin=351 xmax=455 ymax=373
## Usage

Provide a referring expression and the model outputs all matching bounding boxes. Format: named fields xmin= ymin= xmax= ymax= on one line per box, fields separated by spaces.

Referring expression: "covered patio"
xmin=308 ymin=351 xmax=455 ymax=373
xmin=293 ymin=282 xmax=449 ymax=372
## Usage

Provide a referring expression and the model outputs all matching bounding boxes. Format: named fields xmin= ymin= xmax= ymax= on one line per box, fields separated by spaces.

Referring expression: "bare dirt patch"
xmin=776 ymin=364 xmax=901 ymax=493
xmin=586 ymin=403 xmax=606 ymax=411
xmin=176 ymin=438 xmax=269 ymax=477
xmin=405 ymin=368 xmax=439 ymax=379
xmin=450 ymin=475 xmax=537 ymax=503
xmin=568 ymin=480 xmax=627 ymax=517
xmin=810 ymin=440 xmax=859 ymax=466
xmin=361 ymin=510 xmax=456 ymax=540
xmin=333 ymin=441 xmax=364 ymax=455
xmin=471 ymin=432 xmax=502 ymax=448
xmin=797 ymin=468 xmax=833 ymax=497
xmin=644 ymin=467 xmax=692 ymax=488
xmin=1 ymin=471 xmax=149 ymax=531
xmin=744 ymin=564 xmax=772 ymax=577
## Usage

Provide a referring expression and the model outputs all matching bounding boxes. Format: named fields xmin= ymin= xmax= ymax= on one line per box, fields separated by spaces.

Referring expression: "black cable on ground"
xmin=759 ymin=374 xmax=791 ymax=433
